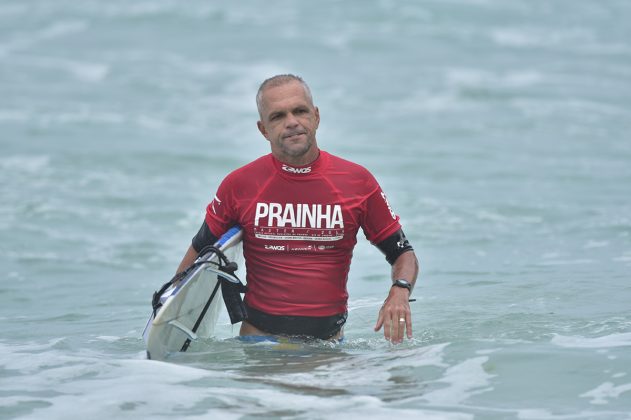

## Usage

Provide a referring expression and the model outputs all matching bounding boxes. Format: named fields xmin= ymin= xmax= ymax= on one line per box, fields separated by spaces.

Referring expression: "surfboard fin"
xmin=168 ymin=320 xmax=199 ymax=341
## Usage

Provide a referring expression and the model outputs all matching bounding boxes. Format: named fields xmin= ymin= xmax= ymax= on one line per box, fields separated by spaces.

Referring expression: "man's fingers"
xmin=379 ymin=300 xmax=413 ymax=343
xmin=383 ymin=317 xmax=392 ymax=341
xmin=374 ymin=310 xmax=384 ymax=332
xmin=395 ymin=314 xmax=405 ymax=343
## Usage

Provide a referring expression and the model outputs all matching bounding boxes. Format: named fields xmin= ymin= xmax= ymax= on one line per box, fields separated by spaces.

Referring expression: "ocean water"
xmin=1 ymin=0 xmax=631 ymax=418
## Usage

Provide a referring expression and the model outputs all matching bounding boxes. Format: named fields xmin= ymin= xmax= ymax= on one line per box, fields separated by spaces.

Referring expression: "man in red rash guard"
xmin=176 ymin=74 xmax=419 ymax=343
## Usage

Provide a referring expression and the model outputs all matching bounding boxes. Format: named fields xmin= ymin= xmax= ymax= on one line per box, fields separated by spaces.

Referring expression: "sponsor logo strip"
xmin=255 ymin=227 xmax=344 ymax=241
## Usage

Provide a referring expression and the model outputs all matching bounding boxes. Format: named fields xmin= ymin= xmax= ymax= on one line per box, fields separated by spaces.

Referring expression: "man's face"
xmin=257 ymin=81 xmax=320 ymax=164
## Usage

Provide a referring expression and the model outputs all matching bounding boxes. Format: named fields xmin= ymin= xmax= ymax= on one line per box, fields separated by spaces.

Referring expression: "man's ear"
xmin=257 ymin=120 xmax=269 ymax=140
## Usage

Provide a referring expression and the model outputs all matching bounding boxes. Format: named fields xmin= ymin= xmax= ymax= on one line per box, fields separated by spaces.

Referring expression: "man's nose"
xmin=285 ymin=112 xmax=299 ymax=127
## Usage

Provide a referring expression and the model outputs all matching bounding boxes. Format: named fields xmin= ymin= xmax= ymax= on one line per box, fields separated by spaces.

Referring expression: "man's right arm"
xmin=176 ymin=222 xmax=219 ymax=274
xmin=176 ymin=245 xmax=199 ymax=274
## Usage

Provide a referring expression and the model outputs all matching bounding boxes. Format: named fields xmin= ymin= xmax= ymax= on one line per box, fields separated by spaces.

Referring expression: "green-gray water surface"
xmin=1 ymin=1 xmax=630 ymax=419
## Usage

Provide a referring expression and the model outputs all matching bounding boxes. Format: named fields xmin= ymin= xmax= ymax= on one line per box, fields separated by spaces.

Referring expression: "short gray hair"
xmin=256 ymin=74 xmax=314 ymax=117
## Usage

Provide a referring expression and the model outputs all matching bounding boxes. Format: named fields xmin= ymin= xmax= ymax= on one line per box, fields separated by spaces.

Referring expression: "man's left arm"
xmin=373 ymin=230 xmax=419 ymax=343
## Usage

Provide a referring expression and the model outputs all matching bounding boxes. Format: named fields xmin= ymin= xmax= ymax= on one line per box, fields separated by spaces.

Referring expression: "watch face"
xmin=394 ymin=280 xmax=411 ymax=290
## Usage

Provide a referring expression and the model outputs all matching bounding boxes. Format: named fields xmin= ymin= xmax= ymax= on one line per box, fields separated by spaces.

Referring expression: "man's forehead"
xmin=265 ymin=80 xmax=311 ymax=100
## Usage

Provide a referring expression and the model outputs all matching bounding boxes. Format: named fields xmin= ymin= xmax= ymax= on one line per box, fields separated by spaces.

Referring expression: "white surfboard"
xmin=143 ymin=226 xmax=243 ymax=360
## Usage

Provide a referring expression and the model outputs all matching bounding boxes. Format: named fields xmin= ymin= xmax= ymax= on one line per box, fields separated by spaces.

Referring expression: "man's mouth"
xmin=283 ymin=131 xmax=306 ymax=140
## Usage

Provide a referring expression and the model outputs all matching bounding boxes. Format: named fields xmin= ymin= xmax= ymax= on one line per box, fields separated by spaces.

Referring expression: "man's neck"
xmin=276 ymin=149 xmax=320 ymax=167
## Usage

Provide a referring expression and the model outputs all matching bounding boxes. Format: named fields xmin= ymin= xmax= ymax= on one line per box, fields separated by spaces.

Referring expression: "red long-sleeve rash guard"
xmin=204 ymin=150 xmax=401 ymax=317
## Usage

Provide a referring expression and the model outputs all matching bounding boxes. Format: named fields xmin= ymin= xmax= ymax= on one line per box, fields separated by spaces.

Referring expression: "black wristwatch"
xmin=392 ymin=279 xmax=412 ymax=292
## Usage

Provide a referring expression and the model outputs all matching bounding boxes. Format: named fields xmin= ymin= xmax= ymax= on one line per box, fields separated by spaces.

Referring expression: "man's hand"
xmin=374 ymin=286 xmax=412 ymax=343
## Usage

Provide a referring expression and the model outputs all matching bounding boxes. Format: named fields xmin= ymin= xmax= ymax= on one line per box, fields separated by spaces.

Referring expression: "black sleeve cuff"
xmin=375 ymin=229 xmax=414 ymax=265
xmin=191 ymin=221 xmax=219 ymax=253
